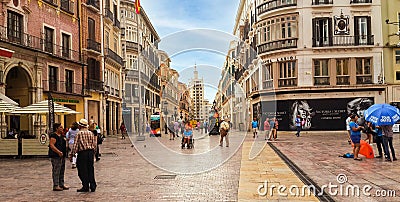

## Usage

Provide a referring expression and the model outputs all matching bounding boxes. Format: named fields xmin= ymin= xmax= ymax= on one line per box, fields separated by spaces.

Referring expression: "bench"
xmin=0 ymin=139 xmax=18 ymax=155
xmin=22 ymin=139 xmax=48 ymax=156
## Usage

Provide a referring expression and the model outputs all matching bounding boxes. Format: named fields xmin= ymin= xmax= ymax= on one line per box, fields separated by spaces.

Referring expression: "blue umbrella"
xmin=364 ymin=104 xmax=400 ymax=126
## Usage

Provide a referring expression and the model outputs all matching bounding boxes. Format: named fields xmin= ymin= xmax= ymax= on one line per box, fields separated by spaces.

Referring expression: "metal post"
xmin=136 ymin=9 xmax=144 ymax=141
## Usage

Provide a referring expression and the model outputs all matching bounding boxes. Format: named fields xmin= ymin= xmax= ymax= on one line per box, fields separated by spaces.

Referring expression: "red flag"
xmin=135 ymin=0 xmax=141 ymax=14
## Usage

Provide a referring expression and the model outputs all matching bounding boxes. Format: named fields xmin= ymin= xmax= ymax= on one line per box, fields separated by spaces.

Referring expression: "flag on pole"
xmin=135 ymin=0 xmax=141 ymax=14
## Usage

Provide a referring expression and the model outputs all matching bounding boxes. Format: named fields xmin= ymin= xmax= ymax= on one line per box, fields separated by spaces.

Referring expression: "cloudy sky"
xmin=140 ymin=0 xmax=240 ymax=101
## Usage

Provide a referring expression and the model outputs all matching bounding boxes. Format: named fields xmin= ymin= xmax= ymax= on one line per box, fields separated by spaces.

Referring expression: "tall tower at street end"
xmin=189 ymin=65 xmax=204 ymax=121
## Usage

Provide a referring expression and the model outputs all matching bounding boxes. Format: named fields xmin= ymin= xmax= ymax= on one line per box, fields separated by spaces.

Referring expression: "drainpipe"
xmin=77 ymin=0 xmax=84 ymax=96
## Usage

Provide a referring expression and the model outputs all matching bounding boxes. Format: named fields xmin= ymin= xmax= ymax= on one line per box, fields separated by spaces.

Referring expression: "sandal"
xmin=354 ymin=158 xmax=362 ymax=161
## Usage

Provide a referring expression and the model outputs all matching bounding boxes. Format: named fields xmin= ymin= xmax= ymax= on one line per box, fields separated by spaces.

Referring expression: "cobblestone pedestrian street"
xmin=0 ymin=130 xmax=242 ymax=201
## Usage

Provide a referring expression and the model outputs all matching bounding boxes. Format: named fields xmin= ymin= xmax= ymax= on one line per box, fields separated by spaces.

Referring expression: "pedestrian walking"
xmin=251 ymin=118 xmax=259 ymax=138
xmin=203 ymin=120 xmax=208 ymax=134
xmin=295 ymin=114 xmax=302 ymax=137
xmin=273 ymin=118 xmax=279 ymax=140
xmin=381 ymin=125 xmax=397 ymax=162
xmin=89 ymin=122 xmax=101 ymax=162
xmin=70 ymin=118 xmax=97 ymax=192
xmin=120 ymin=122 xmax=126 ymax=139
xmin=174 ymin=121 xmax=180 ymax=137
xmin=374 ymin=125 xmax=384 ymax=158
xmin=263 ymin=118 xmax=270 ymax=140
xmin=267 ymin=118 xmax=275 ymax=141
xmin=219 ymin=118 xmax=230 ymax=147
xmin=66 ymin=122 xmax=79 ymax=169
xmin=349 ymin=114 xmax=364 ymax=161
xmin=48 ymin=123 xmax=69 ymax=191
xmin=346 ymin=114 xmax=352 ymax=144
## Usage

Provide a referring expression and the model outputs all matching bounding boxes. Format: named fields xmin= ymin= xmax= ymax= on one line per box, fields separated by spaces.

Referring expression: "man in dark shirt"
xmin=48 ymin=123 xmax=69 ymax=191
xmin=70 ymin=118 xmax=97 ymax=192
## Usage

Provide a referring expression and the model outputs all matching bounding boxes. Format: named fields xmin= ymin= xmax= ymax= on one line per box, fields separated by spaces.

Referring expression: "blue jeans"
xmin=296 ymin=126 xmax=301 ymax=136
xmin=382 ymin=136 xmax=396 ymax=160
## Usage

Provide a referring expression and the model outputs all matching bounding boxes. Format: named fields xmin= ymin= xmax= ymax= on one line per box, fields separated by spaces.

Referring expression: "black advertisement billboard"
xmin=260 ymin=97 xmax=374 ymax=131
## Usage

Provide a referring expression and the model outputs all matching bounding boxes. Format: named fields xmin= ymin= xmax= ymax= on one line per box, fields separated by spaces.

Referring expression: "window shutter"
xmin=354 ymin=17 xmax=359 ymax=45
xmin=312 ymin=19 xmax=316 ymax=47
xmin=367 ymin=16 xmax=372 ymax=45
xmin=328 ymin=18 xmax=333 ymax=46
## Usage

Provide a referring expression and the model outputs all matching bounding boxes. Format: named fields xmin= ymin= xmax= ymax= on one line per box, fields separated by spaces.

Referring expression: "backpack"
xmin=340 ymin=153 xmax=354 ymax=158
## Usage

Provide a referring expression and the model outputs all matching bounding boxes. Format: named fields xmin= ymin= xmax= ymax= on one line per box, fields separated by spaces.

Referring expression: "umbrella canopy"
xmin=0 ymin=100 xmax=19 ymax=113
xmin=11 ymin=100 xmax=79 ymax=115
xmin=364 ymin=104 xmax=400 ymax=126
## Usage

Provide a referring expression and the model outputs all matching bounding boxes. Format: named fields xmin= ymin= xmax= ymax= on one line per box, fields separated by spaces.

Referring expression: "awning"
xmin=0 ymin=93 xmax=18 ymax=106
xmin=11 ymin=100 xmax=80 ymax=115
xmin=0 ymin=100 xmax=19 ymax=113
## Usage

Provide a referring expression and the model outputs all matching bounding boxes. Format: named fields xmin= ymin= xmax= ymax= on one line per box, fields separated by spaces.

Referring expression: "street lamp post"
xmin=174 ymin=106 xmax=177 ymax=121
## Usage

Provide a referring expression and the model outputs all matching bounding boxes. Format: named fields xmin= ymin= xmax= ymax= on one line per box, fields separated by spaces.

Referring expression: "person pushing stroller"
xmin=182 ymin=121 xmax=194 ymax=149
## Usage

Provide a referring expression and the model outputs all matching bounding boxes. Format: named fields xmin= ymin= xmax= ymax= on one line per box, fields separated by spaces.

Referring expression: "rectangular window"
xmin=278 ymin=61 xmax=297 ymax=87
xmin=105 ymin=31 xmax=109 ymax=49
xmin=396 ymin=50 xmax=400 ymax=64
xmin=354 ymin=16 xmax=371 ymax=45
xmin=396 ymin=71 xmax=400 ymax=81
xmin=7 ymin=10 xmax=23 ymax=43
xmin=336 ymin=59 xmax=350 ymax=85
xmin=312 ymin=18 xmax=332 ymax=47
xmin=65 ymin=70 xmax=73 ymax=93
xmin=356 ymin=58 xmax=372 ymax=84
xmin=49 ymin=66 xmax=58 ymax=91
xmin=62 ymin=33 xmax=70 ymax=58
xmin=263 ymin=63 xmax=273 ymax=89
xmin=44 ymin=27 xmax=54 ymax=53
xmin=88 ymin=18 xmax=95 ymax=40
xmin=314 ymin=59 xmax=330 ymax=85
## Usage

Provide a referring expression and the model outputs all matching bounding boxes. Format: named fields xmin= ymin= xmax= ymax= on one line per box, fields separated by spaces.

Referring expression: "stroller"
xmin=181 ymin=129 xmax=194 ymax=149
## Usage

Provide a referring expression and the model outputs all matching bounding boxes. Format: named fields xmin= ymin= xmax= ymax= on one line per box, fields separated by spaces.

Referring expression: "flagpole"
xmin=136 ymin=1 xmax=143 ymax=140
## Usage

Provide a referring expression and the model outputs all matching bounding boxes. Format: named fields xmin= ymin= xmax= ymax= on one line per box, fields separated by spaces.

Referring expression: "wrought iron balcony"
xmin=257 ymin=0 xmax=297 ymax=16
xmin=87 ymin=39 xmax=101 ymax=53
xmin=314 ymin=77 xmax=330 ymax=85
xmin=278 ymin=78 xmax=297 ymax=87
xmin=61 ymin=0 xmax=74 ymax=14
xmin=85 ymin=79 xmax=103 ymax=91
xmin=126 ymin=41 xmax=142 ymax=51
xmin=86 ymin=0 xmax=100 ymax=10
xmin=263 ymin=80 xmax=273 ymax=89
xmin=312 ymin=0 xmax=333 ymax=5
xmin=257 ymin=38 xmax=298 ymax=54
xmin=104 ymin=8 xmax=114 ymax=23
xmin=113 ymin=18 xmax=120 ymax=29
xmin=350 ymin=0 xmax=372 ymax=3
xmin=312 ymin=35 xmax=374 ymax=47
xmin=336 ymin=76 xmax=350 ymax=85
xmin=105 ymin=48 xmax=124 ymax=66
xmin=0 ymin=25 xmax=82 ymax=62
xmin=43 ymin=80 xmax=83 ymax=95
xmin=356 ymin=76 xmax=373 ymax=84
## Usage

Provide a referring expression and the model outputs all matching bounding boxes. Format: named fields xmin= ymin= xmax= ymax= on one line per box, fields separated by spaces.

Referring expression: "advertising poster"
xmin=260 ymin=97 xmax=374 ymax=131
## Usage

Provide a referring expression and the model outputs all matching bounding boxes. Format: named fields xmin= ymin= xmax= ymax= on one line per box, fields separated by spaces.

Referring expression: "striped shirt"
xmin=71 ymin=129 xmax=97 ymax=156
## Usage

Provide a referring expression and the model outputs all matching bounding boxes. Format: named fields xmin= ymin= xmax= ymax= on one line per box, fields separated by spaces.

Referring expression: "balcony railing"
xmin=314 ymin=77 xmax=330 ymax=85
xmin=85 ymin=79 xmax=103 ymax=91
xmin=257 ymin=0 xmax=297 ymax=16
xmin=104 ymin=8 xmax=114 ymax=22
xmin=113 ymin=18 xmax=120 ymax=29
xmin=263 ymin=80 xmax=273 ymax=89
xmin=336 ymin=76 xmax=350 ymax=85
xmin=356 ymin=75 xmax=373 ymax=84
xmin=126 ymin=41 xmax=142 ymax=51
xmin=278 ymin=78 xmax=297 ymax=87
xmin=257 ymin=38 xmax=298 ymax=54
xmin=105 ymin=48 xmax=124 ymax=66
xmin=86 ymin=0 xmax=100 ymax=10
xmin=43 ymin=80 xmax=83 ymax=95
xmin=61 ymin=0 xmax=74 ymax=14
xmin=312 ymin=35 xmax=374 ymax=47
xmin=0 ymin=25 xmax=82 ymax=62
xmin=87 ymin=39 xmax=101 ymax=53
xmin=312 ymin=0 xmax=333 ymax=5
xmin=350 ymin=0 xmax=372 ymax=3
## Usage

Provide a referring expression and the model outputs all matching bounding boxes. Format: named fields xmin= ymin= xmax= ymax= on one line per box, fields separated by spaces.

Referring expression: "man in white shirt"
xmin=219 ymin=118 xmax=230 ymax=147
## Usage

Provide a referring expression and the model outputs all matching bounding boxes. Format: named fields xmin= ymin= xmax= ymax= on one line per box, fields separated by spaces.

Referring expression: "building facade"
xmin=189 ymin=65 xmax=205 ymax=121
xmin=230 ymin=0 xmax=386 ymax=131
xmin=178 ymin=82 xmax=190 ymax=122
xmin=102 ymin=0 xmax=123 ymax=136
xmin=120 ymin=1 xmax=160 ymax=133
xmin=0 ymin=0 xmax=86 ymax=137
